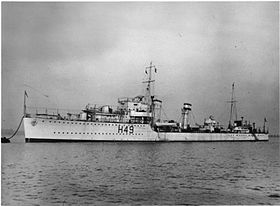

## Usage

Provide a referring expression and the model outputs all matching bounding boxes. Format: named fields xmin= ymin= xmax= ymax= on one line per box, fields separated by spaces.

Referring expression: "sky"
xmin=1 ymin=2 xmax=279 ymax=134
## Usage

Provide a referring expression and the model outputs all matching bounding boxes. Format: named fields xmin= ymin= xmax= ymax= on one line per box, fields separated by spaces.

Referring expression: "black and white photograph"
xmin=1 ymin=2 xmax=279 ymax=205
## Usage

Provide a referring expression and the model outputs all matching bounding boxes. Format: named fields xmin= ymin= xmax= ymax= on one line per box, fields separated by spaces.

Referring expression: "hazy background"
xmin=2 ymin=2 xmax=279 ymax=134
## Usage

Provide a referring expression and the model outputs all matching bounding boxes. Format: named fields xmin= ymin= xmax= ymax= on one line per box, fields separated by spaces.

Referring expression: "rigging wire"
xmin=23 ymin=84 xmax=49 ymax=98
xmin=177 ymin=114 xmax=182 ymax=125
xmin=216 ymin=101 xmax=230 ymax=127
xmin=191 ymin=112 xmax=199 ymax=126
xmin=23 ymin=83 xmax=59 ymax=108
xmin=161 ymin=107 xmax=169 ymax=121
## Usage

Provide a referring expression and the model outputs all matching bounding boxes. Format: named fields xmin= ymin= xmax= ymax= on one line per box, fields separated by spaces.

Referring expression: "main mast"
xmin=227 ymin=82 xmax=237 ymax=129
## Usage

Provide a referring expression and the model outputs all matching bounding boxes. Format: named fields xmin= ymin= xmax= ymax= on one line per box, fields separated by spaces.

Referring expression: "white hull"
xmin=23 ymin=118 xmax=269 ymax=142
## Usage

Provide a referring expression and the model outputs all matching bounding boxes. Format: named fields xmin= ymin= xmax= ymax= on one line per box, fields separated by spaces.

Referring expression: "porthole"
xmin=67 ymin=122 xmax=69 ymax=124
xmin=71 ymin=132 xmax=73 ymax=134
xmin=49 ymin=121 xmax=51 ymax=123
xmin=54 ymin=132 xmax=56 ymax=134
xmin=58 ymin=132 xmax=60 ymax=134
xmin=71 ymin=122 xmax=73 ymax=124
xmin=63 ymin=122 xmax=65 ymax=124
xmin=42 ymin=120 xmax=44 ymax=122
xmin=62 ymin=132 xmax=64 ymax=134
xmin=54 ymin=121 xmax=56 ymax=123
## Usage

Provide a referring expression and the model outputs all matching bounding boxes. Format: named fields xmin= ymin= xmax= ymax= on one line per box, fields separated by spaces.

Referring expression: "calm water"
xmin=2 ymin=135 xmax=280 ymax=205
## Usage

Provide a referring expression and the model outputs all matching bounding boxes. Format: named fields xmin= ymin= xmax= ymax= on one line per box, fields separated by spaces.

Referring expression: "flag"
xmin=24 ymin=91 xmax=28 ymax=98
xmin=155 ymin=68 xmax=157 ymax=73
xmin=264 ymin=118 xmax=267 ymax=122
xmin=145 ymin=69 xmax=147 ymax=74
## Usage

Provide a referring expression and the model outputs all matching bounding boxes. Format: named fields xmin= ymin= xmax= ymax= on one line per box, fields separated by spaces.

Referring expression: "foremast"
xmin=143 ymin=62 xmax=162 ymax=126
xmin=227 ymin=83 xmax=237 ymax=129
xmin=143 ymin=62 xmax=157 ymax=109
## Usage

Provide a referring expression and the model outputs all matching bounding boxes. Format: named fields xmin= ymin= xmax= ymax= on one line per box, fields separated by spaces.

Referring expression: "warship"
xmin=23 ymin=63 xmax=269 ymax=142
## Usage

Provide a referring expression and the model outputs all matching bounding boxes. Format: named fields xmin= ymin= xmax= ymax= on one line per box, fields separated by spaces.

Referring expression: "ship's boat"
xmin=23 ymin=63 xmax=269 ymax=142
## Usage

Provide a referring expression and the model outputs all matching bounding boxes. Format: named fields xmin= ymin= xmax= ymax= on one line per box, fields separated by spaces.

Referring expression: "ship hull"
xmin=23 ymin=118 xmax=269 ymax=142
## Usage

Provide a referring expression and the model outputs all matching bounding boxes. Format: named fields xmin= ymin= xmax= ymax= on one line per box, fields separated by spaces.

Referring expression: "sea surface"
xmin=2 ymin=135 xmax=280 ymax=205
